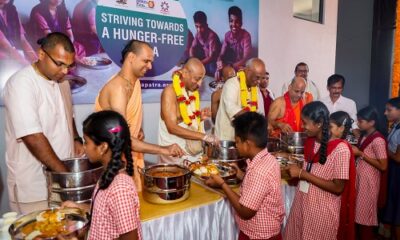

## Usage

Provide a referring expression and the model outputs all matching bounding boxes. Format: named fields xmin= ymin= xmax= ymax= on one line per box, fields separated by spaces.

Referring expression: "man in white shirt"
xmin=320 ymin=74 xmax=359 ymax=132
xmin=281 ymin=62 xmax=320 ymax=100
xmin=3 ymin=33 xmax=83 ymax=214
xmin=215 ymin=58 xmax=265 ymax=141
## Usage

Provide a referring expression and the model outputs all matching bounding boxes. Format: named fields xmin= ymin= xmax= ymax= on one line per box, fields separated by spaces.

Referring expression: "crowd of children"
xmin=62 ymin=97 xmax=400 ymax=240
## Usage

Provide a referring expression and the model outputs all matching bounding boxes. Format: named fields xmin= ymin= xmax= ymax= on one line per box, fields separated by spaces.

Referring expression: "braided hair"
xmin=302 ymin=101 xmax=330 ymax=164
xmin=330 ymin=111 xmax=353 ymax=139
xmin=83 ymin=110 xmax=134 ymax=190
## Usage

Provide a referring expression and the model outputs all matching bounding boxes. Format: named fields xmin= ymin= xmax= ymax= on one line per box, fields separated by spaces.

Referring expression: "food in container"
xmin=9 ymin=208 xmax=88 ymax=240
xmin=187 ymin=161 xmax=236 ymax=181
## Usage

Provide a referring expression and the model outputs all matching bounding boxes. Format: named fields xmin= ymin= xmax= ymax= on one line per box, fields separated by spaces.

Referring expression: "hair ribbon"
xmin=108 ymin=125 xmax=122 ymax=133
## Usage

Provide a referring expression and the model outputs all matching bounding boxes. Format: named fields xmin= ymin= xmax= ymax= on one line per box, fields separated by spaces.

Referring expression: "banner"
xmin=0 ymin=0 xmax=259 ymax=104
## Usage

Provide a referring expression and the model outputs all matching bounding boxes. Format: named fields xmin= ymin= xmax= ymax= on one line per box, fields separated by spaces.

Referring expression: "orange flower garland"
xmin=172 ymin=71 xmax=201 ymax=129
xmin=238 ymin=70 xmax=258 ymax=112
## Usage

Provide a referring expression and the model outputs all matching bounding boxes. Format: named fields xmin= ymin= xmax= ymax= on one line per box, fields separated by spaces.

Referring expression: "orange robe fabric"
xmin=304 ymin=92 xmax=313 ymax=104
xmin=94 ymin=80 xmax=144 ymax=191
xmin=272 ymin=92 xmax=305 ymax=137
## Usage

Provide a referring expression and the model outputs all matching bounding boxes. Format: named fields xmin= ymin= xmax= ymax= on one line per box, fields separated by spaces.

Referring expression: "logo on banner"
xmin=97 ymin=0 xmax=188 ymax=77
xmin=136 ymin=0 xmax=155 ymax=9
xmin=160 ymin=1 xmax=169 ymax=14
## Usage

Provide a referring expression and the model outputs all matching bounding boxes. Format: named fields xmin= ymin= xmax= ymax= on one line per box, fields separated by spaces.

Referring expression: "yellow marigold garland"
xmin=172 ymin=72 xmax=201 ymax=128
xmin=238 ymin=70 xmax=258 ymax=112
xmin=392 ymin=1 xmax=400 ymax=97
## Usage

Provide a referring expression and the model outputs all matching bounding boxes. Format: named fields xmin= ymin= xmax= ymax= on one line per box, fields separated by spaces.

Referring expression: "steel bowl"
xmin=287 ymin=145 xmax=305 ymax=154
xmin=44 ymin=158 xmax=103 ymax=206
xmin=141 ymin=164 xmax=191 ymax=191
xmin=8 ymin=208 xmax=88 ymax=240
xmin=44 ymin=157 xmax=103 ymax=189
xmin=281 ymin=132 xmax=307 ymax=146
xmin=204 ymin=140 xmax=240 ymax=160
xmin=49 ymin=185 xmax=95 ymax=206
xmin=280 ymin=132 xmax=306 ymax=153
xmin=142 ymin=186 xmax=190 ymax=204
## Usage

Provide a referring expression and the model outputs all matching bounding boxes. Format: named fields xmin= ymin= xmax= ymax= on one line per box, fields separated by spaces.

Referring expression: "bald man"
xmin=159 ymin=58 xmax=219 ymax=163
xmin=215 ymin=58 xmax=266 ymax=141
xmin=211 ymin=65 xmax=236 ymax=123
xmin=269 ymin=77 xmax=311 ymax=136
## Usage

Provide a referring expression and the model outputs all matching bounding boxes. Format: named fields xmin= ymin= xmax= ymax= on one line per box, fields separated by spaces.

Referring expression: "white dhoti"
xmin=158 ymin=119 xmax=204 ymax=163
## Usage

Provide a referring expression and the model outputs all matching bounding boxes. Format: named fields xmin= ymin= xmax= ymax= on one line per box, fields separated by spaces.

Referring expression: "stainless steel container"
xmin=44 ymin=157 xmax=103 ymax=206
xmin=141 ymin=164 xmax=191 ymax=204
xmin=9 ymin=208 xmax=88 ymax=239
xmin=280 ymin=132 xmax=307 ymax=154
xmin=204 ymin=140 xmax=240 ymax=160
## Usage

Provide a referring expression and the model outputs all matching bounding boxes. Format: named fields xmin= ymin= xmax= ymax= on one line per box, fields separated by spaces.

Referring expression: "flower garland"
xmin=238 ymin=70 xmax=258 ymax=112
xmin=392 ymin=2 xmax=400 ymax=97
xmin=172 ymin=71 xmax=201 ymax=129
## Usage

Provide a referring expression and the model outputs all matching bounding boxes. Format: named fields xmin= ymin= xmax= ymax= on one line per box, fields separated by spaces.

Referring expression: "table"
xmin=140 ymin=182 xmax=238 ymax=240
xmin=139 ymin=181 xmax=296 ymax=240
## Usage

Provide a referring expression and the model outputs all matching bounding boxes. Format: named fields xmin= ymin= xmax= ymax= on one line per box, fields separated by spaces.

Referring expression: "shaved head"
xmin=246 ymin=58 xmax=265 ymax=71
xmin=184 ymin=57 xmax=205 ymax=74
xmin=290 ymin=76 xmax=306 ymax=88
xmin=288 ymin=76 xmax=306 ymax=103
xmin=221 ymin=65 xmax=236 ymax=81
xmin=182 ymin=57 xmax=205 ymax=91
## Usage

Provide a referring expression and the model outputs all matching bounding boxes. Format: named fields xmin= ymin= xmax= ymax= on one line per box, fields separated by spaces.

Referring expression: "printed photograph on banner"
xmin=0 ymin=0 xmax=259 ymax=105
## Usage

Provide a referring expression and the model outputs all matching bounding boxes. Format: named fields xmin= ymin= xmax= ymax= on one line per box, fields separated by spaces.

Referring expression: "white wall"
xmin=0 ymin=0 xmax=338 ymax=214
xmin=260 ymin=0 xmax=338 ymax=98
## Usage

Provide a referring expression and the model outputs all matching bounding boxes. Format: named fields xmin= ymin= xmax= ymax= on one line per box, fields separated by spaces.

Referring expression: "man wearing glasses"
xmin=3 ymin=32 xmax=83 ymax=214
xmin=281 ymin=62 xmax=320 ymax=100
xmin=215 ymin=58 xmax=266 ymax=141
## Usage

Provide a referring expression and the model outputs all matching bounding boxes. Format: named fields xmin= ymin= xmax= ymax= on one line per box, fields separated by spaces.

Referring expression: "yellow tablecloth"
xmin=139 ymin=182 xmax=222 ymax=221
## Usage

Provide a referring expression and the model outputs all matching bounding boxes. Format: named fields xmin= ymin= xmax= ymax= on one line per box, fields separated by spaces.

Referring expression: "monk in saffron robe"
xmin=268 ymin=77 xmax=311 ymax=136
xmin=95 ymin=40 xmax=184 ymax=190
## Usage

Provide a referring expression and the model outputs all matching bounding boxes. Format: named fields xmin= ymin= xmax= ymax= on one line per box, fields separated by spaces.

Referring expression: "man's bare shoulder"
xmin=272 ymin=96 xmax=285 ymax=104
xmin=98 ymin=76 xmax=126 ymax=102
xmin=211 ymin=89 xmax=222 ymax=101
xmin=161 ymin=84 xmax=175 ymax=98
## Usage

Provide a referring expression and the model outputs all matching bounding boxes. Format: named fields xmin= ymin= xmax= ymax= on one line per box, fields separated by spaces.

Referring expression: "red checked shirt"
xmin=88 ymin=173 xmax=142 ymax=240
xmin=235 ymin=148 xmax=285 ymax=239
xmin=355 ymin=137 xmax=387 ymax=225
xmin=284 ymin=142 xmax=350 ymax=240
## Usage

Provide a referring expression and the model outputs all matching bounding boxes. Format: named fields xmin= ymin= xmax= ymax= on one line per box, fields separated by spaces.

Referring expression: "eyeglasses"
xmin=42 ymin=48 xmax=75 ymax=70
